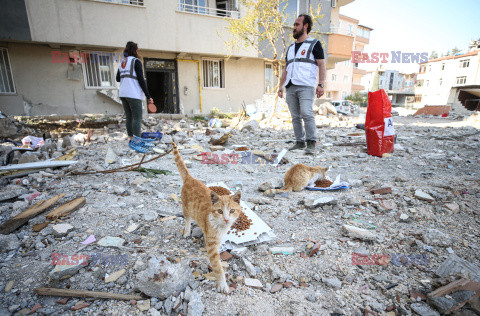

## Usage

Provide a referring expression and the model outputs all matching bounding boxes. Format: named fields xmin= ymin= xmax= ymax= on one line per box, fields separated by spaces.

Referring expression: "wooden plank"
xmin=34 ymin=288 xmax=143 ymax=300
xmin=0 ymin=193 xmax=66 ymax=235
xmin=45 ymin=197 xmax=86 ymax=220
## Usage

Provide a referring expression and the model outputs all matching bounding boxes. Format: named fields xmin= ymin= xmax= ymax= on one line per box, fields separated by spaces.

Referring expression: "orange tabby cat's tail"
xmin=263 ymin=187 xmax=292 ymax=196
xmin=171 ymin=142 xmax=192 ymax=182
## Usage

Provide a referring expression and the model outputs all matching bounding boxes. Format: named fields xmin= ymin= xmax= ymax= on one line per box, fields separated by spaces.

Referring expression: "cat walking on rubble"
xmin=171 ymin=142 xmax=241 ymax=293
xmin=264 ymin=164 xmax=329 ymax=196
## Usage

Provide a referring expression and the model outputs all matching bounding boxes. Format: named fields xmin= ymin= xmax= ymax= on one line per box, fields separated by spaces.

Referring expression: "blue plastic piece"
xmin=129 ymin=136 xmax=155 ymax=153
xmin=141 ymin=130 xmax=163 ymax=140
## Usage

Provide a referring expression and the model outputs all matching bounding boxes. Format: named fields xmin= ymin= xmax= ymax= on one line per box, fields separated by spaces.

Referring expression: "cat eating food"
xmin=264 ymin=164 xmax=329 ymax=196
xmin=171 ymin=142 xmax=241 ymax=294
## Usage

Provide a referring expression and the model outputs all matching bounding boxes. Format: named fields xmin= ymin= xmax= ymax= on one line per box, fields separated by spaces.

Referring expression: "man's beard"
xmin=293 ymin=29 xmax=304 ymax=39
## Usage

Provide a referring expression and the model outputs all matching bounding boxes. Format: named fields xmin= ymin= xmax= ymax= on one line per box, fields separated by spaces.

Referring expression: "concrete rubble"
xmin=0 ymin=110 xmax=479 ymax=315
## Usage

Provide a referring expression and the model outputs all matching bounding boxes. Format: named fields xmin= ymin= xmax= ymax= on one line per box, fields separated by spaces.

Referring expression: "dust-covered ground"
xmin=0 ymin=110 xmax=479 ymax=316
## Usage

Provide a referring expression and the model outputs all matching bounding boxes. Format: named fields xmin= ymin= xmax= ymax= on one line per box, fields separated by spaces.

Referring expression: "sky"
xmin=340 ymin=0 xmax=480 ymax=73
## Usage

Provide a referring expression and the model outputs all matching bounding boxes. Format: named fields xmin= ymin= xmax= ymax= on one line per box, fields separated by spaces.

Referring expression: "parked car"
xmin=330 ymin=100 xmax=359 ymax=115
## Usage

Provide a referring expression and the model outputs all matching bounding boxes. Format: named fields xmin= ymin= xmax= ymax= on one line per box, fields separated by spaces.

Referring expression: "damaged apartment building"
xmin=0 ymin=0 xmax=358 ymax=116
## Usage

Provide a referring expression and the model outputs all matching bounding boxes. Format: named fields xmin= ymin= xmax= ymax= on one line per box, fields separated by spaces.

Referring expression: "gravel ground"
xmin=0 ymin=111 xmax=479 ymax=315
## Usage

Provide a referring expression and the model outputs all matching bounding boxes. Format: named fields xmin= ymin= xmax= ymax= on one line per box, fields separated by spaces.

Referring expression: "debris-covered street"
xmin=1 ymin=109 xmax=480 ymax=315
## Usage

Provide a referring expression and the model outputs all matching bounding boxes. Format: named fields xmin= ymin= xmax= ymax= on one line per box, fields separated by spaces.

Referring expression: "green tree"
xmin=429 ymin=51 xmax=438 ymax=60
xmin=451 ymin=47 xmax=461 ymax=55
xmin=221 ymin=0 xmax=324 ymax=117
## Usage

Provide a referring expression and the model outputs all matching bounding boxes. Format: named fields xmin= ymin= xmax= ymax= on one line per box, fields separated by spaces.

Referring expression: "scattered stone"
xmin=105 ymin=268 xmax=126 ymax=283
xmin=309 ymin=242 xmax=321 ymax=257
xmin=410 ymin=303 xmax=440 ymax=316
xmin=126 ymin=223 xmax=140 ymax=233
xmin=71 ymin=302 xmax=90 ymax=311
xmin=191 ymin=227 xmax=203 ymax=238
xmin=244 ymin=278 xmax=263 ymax=289
xmin=258 ymin=180 xmax=274 ymax=192
xmin=399 ymin=213 xmax=410 ymax=222
xmin=270 ymin=283 xmax=283 ymax=293
xmin=52 ymin=223 xmax=74 ymax=237
xmin=304 ymin=196 xmax=337 ymax=208
xmin=4 ymin=280 xmax=14 ymax=292
xmin=105 ymin=147 xmax=117 ymax=164
xmin=135 ymin=256 xmax=191 ymax=299
xmin=230 ymin=246 xmax=248 ymax=258
xmin=422 ymin=229 xmax=454 ymax=247
xmin=49 ymin=255 xmax=88 ymax=280
xmin=142 ymin=211 xmax=158 ymax=221
xmin=187 ymin=291 xmax=205 ymax=316
xmin=435 ymin=254 xmax=480 ymax=283
xmin=97 ymin=236 xmax=125 ymax=248
xmin=56 ymin=298 xmax=69 ymax=305
xmin=378 ymin=199 xmax=396 ymax=210
xmin=29 ymin=302 xmax=42 ymax=314
xmin=370 ymin=187 xmax=392 ymax=195
xmin=415 ymin=190 xmax=435 ymax=202
xmin=242 ymin=258 xmax=257 ymax=276
xmin=241 ymin=120 xmax=259 ymax=132
xmin=342 ymin=225 xmax=377 ymax=241
xmin=0 ymin=234 xmax=21 ymax=252
xmin=444 ymin=203 xmax=460 ymax=212
xmin=322 ymin=277 xmax=342 ymax=290
xmin=220 ymin=251 xmax=233 ymax=261
xmin=136 ymin=300 xmax=150 ymax=312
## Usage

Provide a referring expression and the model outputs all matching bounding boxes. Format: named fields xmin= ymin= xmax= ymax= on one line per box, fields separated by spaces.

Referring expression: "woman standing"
xmin=116 ymin=41 xmax=153 ymax=140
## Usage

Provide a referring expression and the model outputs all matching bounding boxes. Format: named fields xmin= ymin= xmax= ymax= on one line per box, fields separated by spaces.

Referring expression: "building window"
xmin=439 ymin=78 xmax=442 ymax=85
xmin=459 ymin=59 xmax=470 ymax=68
xmin=426 ymin=80 xmax=429 ymax=86
xmin=89 ymin=0 xmax=144 ymax=6
xmin=203 ymin=59 xmax=225 ymax=88
xmin=326 ymin=92 xmax=331 ymax=98
xmin=441 ymin=63 xmax=445 ymax=70
xmin=265 ymin=63 xmax=275 ymax=93
xmin=332 ymin=74 xmax=337 ymax=82
xmin=343 ymin=75 xmax=349 ymax=83
xmin=415 ymin=95 xmax=422 ymax=102
xmin=0 ymin=48 xmax=15 ymax=94
xmin=419 ymin=65 xmax=426 ymax=73
xmin=456 ymin=76 xmax=466 ymax=85
xmin=179 ymin=0 xmax=207 ymax=14
xmin=81 ymin=51 xmax=114 ymax=88
xmin=428 ymin=65 xmax=431 ymax=72
xmin=344 ymin=60 xmax=350 ymax=67
xmin=342 ymin=91 xmax=347 ymax=99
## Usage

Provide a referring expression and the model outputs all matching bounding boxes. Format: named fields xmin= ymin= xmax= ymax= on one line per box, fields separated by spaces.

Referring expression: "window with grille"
xmin=81 ymin=51 xmax=114 ymax=88
xmin=456 ymin=76 xmax=466 ymax=85
xmin=459 ymin=59 xmax=470 ymax=68
xmin=265 ymin=63 xmax=275 ymax=93
xmin=0 ymin=48 xmax=15 ymax=94
xmin=90 ymin=0 xmax=144 ymax=6
xmin=202 ymin=59 xmax=225 ymax=88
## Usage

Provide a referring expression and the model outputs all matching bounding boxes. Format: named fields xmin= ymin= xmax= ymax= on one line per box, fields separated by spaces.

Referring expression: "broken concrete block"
xmin=136 ymin=300 xmax=150 ymax=312
xmin=435 ymin=254 xmax=480 ymax=283
xmin=410 ymin=303 xmax=440 ymax=316
xmin=230 ymin=246 xmax=248 ymax=258
xmin=415 ymin=190 xmax=435 ymax=202
xmin=322 ymin=277 xmax=342 ymax=290
xmin=242 ymin=258 xmax=257 ymax=276
xmin=105 ymin=147 xmax=117 ymax=164
xmin=422 ymin=229 xmax=453 ymax=247
xmin=304 ymin=196 xmax=337 ymax=208
xmin=187 ymin=291 xmax=205 ymax=316
xmin=342 ymin=225 xmax=377 ymax=241
xmin=0 ymin=234 xmax=21 ymax=252
xmin=241 ymin=120 xmax=259 ymax=132
xmin=52 ymin=223 xmax=74 ymax=237
xmin=270 ymin=283 xmax=283 ymax=293
xmin=244 ymin=278 xmax=263 ymax=289
xmin=445 ymin=203 xmax=460 ymax=212
xmin=97 ymin=236 xmax=125 ymax=248
xmin=135 ymin=256 xmax=191 ymax=299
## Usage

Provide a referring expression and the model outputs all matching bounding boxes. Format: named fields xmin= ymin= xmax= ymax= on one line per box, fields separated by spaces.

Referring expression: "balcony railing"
xmin=177 ymin=1 xmax=240 ymax=19
xmin=329 ymin=26 xmax=354 ymax=37
xmin=88 ymin=0 xmax=144 ymax=6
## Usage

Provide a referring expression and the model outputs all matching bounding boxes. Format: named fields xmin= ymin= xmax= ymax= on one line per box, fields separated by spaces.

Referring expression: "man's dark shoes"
xmin=305 ymin=140 xmax=316 ymax=155
xmin=288 ymin=141 xmax=306 ymax=151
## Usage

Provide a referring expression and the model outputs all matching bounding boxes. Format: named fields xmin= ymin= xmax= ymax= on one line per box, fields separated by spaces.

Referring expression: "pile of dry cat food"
xmin=314 ymin=178 xmax=333 ymax=188
xmin=208 ymin=186 xmax=232 ymax=196
xmin=230 ymin=211 xmax=252 ymax=236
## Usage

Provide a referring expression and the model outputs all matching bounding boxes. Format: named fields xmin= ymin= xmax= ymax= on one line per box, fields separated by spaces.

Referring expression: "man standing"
xmin=278 ymin=14 xmax=326 ymax=155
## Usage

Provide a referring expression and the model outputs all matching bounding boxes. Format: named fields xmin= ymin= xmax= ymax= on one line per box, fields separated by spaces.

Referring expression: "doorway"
xmin=144 ymin=58 xmax=179 ymax=114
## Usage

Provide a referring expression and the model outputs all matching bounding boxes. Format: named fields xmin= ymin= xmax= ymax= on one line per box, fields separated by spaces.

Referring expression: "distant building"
xmin=325 ymin=14 xmax=372 ymax=101
xmin=415 ymin=45 xmax=480 ymax=113
xmin=361 ymin=67 xmax=416 ymax=106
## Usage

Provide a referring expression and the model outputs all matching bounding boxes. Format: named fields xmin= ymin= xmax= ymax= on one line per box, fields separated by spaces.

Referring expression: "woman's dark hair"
xmin=124 ymin=41 xmax=139 ymax=58
xmin=298 ymin=14 xmax=313 ymax=34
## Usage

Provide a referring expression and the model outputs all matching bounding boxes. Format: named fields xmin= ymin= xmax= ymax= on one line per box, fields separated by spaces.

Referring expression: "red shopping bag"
xmin=365 ymin=89 xmax=395 ymax=157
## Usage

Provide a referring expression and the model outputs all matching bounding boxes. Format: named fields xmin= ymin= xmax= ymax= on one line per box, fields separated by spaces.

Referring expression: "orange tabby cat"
xmin=264 ymin=164 xmax=329 ymax=196
xmin=171 ymin=142 xmax=241 ymax=293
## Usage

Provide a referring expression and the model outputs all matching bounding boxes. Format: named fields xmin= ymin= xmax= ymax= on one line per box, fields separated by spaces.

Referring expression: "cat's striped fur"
xmin=172 ymin=142 xmax=241 ymax=293
xmin=264 ymin=164 xmax=329 ymax=195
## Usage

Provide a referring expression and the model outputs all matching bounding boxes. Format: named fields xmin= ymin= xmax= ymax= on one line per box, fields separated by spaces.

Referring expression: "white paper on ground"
xmin=306 ymin=174 xmax=350 ymax=190
xmin=207 ymin=182 xmax=275 ymax=251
